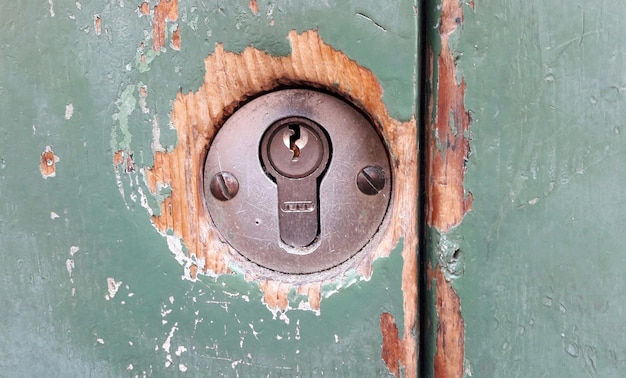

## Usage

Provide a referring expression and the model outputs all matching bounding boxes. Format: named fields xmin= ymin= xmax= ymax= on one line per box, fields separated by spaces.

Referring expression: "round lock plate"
xmin=204 ymin=89 xmax=391 ymax=274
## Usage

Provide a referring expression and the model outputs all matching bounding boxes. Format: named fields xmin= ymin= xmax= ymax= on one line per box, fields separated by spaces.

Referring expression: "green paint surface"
xmin=0 ymin=0 xmax=417 ymax=376
xmin=451 ymin=1 xmax=626 ymax=376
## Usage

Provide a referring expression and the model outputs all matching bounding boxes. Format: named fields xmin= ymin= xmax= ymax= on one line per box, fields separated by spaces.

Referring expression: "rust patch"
xmin=40 ymin=146 xmax=59 ymax=179
xmin=425 ymin=0 xmax=471 ymax=376
xmin=249 ymin=0 xmax=259 ymax=15
xmin=144 ymin=31 xmax=417 ymax=374
xmin=171 ymin=25 xmax=181 ymax=50
xmin=152 ymin=0 xmax=178 ymax=51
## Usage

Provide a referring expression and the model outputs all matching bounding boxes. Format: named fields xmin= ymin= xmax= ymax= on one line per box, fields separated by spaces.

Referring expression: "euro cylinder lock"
xmin=204 ymin=89 xmax=391 ymax=274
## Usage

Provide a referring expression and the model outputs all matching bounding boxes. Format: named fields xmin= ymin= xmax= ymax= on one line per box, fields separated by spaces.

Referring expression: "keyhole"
xmin=289 ymin=124 xmax=301 ymax=161
xmin=282 ymin=124 xmax=309 ymax=162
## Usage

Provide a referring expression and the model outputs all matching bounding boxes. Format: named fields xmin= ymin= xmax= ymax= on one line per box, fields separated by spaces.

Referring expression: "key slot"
xmin=260 ymin=116 xmax=331 ymax=249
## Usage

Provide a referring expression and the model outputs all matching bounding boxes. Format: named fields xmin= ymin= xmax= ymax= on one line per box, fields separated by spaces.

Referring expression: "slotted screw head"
xmin=209 ymin=171 xmax=239 ymax=201
xmin=357 ymin=166 xmax=386 ymax=195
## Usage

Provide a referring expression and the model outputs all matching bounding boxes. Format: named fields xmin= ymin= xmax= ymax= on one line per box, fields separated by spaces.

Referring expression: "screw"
xmin=356 ymin=166 xmax=386 ymax=195
xmin=209 ymin=171 xmax=239 ymax=201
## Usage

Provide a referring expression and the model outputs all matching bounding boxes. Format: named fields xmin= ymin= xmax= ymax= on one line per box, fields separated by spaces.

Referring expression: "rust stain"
xmin=249 ymin=0 xmax=259 ymax=15
xmin=40 ymin=146 xmax=59 ymax=179
xmin=171 ymin=25 xmax=181 ymax=50
xmin=144 ymin=31 xmax=417 ymax=374
xmin=152 ymin=0 xmax=178 ymax=51
xmin=425 ymin=0 xmax=471 ymax=376
xmin=94 ymin=15 xmax=102 ymax=36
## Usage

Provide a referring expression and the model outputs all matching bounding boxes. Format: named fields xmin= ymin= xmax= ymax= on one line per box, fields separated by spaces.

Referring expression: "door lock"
xmin=204 ymin=89 xmax=391 ymax=274
xmin=260 ymin=117 xmax=331 ymax=248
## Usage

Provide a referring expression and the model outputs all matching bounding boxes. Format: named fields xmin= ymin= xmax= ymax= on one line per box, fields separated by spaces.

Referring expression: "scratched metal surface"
xmin=0 ymin=0 xmax=417 ymax=375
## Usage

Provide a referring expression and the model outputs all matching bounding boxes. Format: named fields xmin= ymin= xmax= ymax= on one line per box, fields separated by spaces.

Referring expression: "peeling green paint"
xmin=111 ymin=84 xmax=137 ymax=152
xmin=0 ymin=0 xmax=417 ymax=375
xmin=451 ymin=1 xmax=626 ymax=376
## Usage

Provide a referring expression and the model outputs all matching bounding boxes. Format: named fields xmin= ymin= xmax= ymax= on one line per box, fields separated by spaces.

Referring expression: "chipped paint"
xmin=40 ymin=146 xmax=60 ymax=179
xmin=64 ymin=103 xmax=74 ymax=119
xmin=424 ymin=0 xmax=471 ymax=376
xmin=379 ymin=239 xmax=418 ymax=377
xmin=171 ymin=25 xmax=181 ymax=50
xmin=0 ymin=1 xmax=418 ymax=374
xmin=139 ymin=2 xmax=149 ymax=15
xmin=48 ymin=0 xmax=55 ymax=17
xmin=426 ymin=4 xmax=472 ymax=232
xmin=106 ymin=277 xmax=122 ymax=300
xmin=162 ymin=323 xmax=178 ymax=367
xmin=65 ymin=259 xmax=74 ymax=280
xmin=428 ymin=264 xmax=464 ymax=377
xmin=121 ymin=29 xmax=419 ymax=375
xmin=249 ymin=0 xmax=259 ymax=15
xmin=94 ymin=15 xmax=101 ymax=36
xmin=151 ymin=0 xmax=179 ymax=51
xmin=380 ymin=312 xmax=404 ymax=377
xmin=144 ymin=30 xmax=417 ymax=341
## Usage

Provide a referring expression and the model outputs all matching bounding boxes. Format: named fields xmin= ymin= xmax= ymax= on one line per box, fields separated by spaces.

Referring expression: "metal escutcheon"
xmin=204 ymin=89 xmax=391 ymax=275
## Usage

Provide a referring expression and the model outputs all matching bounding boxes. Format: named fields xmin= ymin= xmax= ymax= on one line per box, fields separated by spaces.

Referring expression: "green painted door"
xmin=0 ymin=1 xmax=419 ymax=376
xmin=422 ymin=1 xmax=626 ymax=377
xmin=5 ymin=1 xmax=621 ymax=377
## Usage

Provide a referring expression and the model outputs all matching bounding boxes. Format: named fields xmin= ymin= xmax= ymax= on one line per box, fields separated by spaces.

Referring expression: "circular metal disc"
xmin=204 ymin=89 xmax=391 ymax=274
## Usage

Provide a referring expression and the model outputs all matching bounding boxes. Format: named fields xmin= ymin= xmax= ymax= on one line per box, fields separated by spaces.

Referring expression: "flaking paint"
xmin=0 ymin=0 xmax=418 ymax=375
